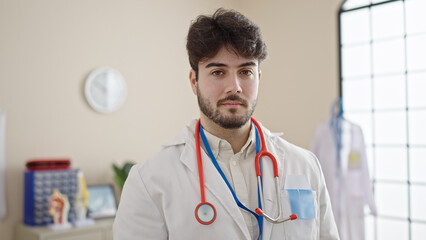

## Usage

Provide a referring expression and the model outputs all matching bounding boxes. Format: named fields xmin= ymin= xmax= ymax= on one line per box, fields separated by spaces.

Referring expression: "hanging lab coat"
xmin=113 ymin=120 xmax=339 ymax=240
xmin=311 ymin=119 xmax=376 ymax=240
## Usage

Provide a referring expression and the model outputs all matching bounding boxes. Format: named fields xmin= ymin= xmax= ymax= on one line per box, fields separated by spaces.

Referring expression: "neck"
xmin=199 ymin=115 xmax=251 ymax=154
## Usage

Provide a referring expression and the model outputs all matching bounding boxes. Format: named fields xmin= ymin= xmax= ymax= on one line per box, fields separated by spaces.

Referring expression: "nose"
xmin=225 ymin=73 xmax=242 ymax=94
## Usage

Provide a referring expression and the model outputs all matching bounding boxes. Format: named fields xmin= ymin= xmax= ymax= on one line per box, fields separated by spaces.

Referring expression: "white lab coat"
xmin=311 ymin=119 xmax=376 ymax=240
xmin=114 ymin=120 xmax=339 ymax=240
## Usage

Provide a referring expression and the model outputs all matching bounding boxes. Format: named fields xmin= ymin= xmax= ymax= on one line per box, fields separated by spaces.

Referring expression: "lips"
xmin=221 ymin=101 xmax=243 ymax=106
xmin=217 ymin=95 xmax=248 ymax=107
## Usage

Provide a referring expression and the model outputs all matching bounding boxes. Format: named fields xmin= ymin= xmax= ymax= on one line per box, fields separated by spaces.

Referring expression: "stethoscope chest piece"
xmin=195 ymin=202 xmax=216 ymax=225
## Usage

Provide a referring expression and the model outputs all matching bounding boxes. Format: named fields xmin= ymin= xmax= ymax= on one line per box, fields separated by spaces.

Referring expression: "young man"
xmin=113 ymin=8 xmax=339 ymax=240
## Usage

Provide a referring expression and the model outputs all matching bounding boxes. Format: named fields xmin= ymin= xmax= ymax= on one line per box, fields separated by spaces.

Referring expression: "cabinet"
xmin=15 ymin=218 xmax=113 ymax=240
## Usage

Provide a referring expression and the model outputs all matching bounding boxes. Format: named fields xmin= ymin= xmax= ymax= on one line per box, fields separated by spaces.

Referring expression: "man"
xmin=113 ymin=8 xmax=339 ymax=240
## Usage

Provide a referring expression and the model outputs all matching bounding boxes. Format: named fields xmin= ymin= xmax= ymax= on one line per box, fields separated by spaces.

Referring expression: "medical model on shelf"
xmin=73 ymin=170 xmax=95 ymax=227
xmin=48 ymin=189 xmax=71 ymax=230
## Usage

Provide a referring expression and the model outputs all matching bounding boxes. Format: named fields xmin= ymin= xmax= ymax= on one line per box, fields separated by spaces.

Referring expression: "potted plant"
xmin=112 ymin=161 xmax=135 ymax=190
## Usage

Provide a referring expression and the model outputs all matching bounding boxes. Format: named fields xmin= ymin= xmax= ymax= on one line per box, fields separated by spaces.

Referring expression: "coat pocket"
xmin=282 ymin=190 xmax=319 ymax=240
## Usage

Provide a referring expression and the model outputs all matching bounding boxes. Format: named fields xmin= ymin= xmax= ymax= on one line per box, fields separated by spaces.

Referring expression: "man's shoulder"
xmin=266 ymin=131 xmax=324 ymax=191
xmin=134 ymin=123 xmax=194 ymax=175
xmin=272 ymin=135 xmax=317 ymax=161
xmin=136 ymin=146 xmax=181 ymax=172
xmin=264 ymin=128 xmax=319 ymax=172
xmin=260 ymin=124 xmax=313 ymax=159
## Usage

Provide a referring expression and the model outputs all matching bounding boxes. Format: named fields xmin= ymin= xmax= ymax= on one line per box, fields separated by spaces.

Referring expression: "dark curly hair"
xmin=186 ymin=8 xmax=267 ymax=78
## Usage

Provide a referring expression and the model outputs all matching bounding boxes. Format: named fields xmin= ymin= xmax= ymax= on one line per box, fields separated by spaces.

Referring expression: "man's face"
xmin=190 ymin=46 xmax=261 ymax=129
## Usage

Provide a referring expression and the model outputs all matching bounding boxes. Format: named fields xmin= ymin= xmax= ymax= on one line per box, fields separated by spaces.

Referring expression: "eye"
xmin=212 ymin=70 xmax=224 ymax=76
xmin=240 ymin=69 xmax=253 ymax=76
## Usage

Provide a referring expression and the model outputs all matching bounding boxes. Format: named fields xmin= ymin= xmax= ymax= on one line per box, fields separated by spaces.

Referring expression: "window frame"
xmin=338 ymin=0 xmax=426 ymax=239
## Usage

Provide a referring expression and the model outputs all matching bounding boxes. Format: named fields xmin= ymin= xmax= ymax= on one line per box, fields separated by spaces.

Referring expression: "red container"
xmin=26 ymin=159 xmax=71 ymax=171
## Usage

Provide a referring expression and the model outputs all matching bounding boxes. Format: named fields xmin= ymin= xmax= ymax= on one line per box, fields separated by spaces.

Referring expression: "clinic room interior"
xmin=1 ymin=0 xmax=425 ymax=239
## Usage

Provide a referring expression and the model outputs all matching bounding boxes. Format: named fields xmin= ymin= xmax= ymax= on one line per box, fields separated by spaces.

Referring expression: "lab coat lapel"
xmin=178 ymin=125 xmax=252 ymax=239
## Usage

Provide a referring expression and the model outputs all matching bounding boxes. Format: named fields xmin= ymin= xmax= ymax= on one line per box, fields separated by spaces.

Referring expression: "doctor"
xmin=113 ymin=8 xmax=339 ymax=240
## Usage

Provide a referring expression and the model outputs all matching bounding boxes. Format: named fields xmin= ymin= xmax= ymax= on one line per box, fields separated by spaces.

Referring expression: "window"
xmin=339 ymin=0 xmax=426 ymax=239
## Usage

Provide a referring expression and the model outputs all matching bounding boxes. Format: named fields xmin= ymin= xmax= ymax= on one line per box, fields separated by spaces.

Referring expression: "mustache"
xmin=217 ymin=94 xmax=248 ymax=107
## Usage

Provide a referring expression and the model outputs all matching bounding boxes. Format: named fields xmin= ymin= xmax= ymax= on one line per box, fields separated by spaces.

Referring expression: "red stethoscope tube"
xmin=251 ymin=118 xmax=297 ymax=223
xmin=195 ymin=120 xmax=217 ymax=225
xmin=251 ymin=118 xmax=279 ymax=177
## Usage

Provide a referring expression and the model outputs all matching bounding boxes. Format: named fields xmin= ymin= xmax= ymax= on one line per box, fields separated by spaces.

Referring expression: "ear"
xmin=258 ymin=69 xmax=262 ymax=81
xmin=189 ymin=69 xmax=197 ymax=95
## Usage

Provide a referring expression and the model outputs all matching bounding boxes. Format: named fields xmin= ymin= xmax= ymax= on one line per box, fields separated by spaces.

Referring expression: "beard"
xmin=197 ymin=85 xmax=257 ymax=129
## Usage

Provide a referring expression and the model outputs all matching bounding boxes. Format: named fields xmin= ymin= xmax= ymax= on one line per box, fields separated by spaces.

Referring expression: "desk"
xmin=15 ymin=218 xmax=113 ymax=240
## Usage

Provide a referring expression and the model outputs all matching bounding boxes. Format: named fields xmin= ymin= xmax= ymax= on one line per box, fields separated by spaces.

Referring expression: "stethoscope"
xmin=194 ymin=117 xmax=297 ymax=234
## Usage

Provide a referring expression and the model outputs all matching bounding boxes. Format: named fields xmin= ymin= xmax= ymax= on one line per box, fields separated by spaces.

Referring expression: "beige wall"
xmin=240 ymin=0 xmax=342 ymax=146
xmin=0 ymin=0 xmax=342 ymax=239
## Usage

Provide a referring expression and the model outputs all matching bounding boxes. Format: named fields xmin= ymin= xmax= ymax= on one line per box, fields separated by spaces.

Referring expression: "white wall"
xmin=0 ymin=0 xmax=342 ymax=239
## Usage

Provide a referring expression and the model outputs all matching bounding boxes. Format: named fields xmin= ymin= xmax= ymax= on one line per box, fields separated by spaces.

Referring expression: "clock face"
xmin=84 ymin=68 xmax=126 ymax=113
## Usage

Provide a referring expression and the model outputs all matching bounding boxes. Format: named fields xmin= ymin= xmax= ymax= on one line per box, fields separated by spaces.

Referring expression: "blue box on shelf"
xmin=23 ymin=169 xmax=79 ymax=226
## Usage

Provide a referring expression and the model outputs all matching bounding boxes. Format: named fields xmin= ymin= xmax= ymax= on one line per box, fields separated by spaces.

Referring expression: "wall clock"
xmin=84 ymin=68 xmax=127 ymax=113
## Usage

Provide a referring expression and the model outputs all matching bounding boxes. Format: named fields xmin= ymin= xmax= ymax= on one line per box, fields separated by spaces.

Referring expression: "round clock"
xmin=84 ymin=68 xmax=127 ymax=113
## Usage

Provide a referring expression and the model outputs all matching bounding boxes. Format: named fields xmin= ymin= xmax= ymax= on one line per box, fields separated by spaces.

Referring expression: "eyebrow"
xmin=205 ymin=61 xmax=258 ymax=68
